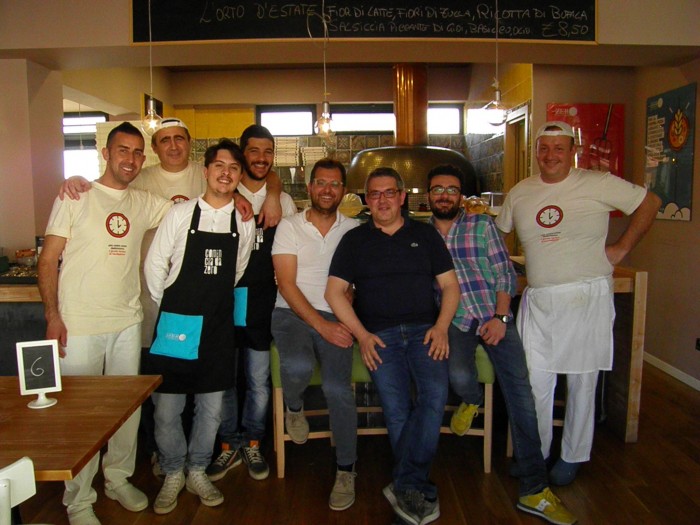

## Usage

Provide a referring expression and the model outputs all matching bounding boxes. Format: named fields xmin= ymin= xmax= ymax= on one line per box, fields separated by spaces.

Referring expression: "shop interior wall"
xmin=630 ymin=63 xmax=700 ymax=385
xmin=0 ymin=60 xmax=64 ymax=258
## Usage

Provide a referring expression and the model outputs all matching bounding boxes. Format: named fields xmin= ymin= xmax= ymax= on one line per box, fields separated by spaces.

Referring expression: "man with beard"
xmin=426 ymin=164 xmax=576 ymax=525
xmin=208 ymin=125 xmax=297 ymax=482
xmin=38 ymin=122 xmax=173 ymax=525
xmin=270 ymin=158 xmax=360 ymax=510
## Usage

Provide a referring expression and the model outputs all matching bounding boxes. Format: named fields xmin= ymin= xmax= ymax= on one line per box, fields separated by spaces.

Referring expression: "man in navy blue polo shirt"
xmin=325 ymin=167 xmax=460 ymax=525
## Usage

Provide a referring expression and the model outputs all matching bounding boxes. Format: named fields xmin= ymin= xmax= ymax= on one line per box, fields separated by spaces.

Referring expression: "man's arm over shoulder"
xmin=58 ymin=176 xmax=91 ymax=201
xmin=259 ymin=170 xmax=283 ymax=228
xmin=606 ymin=190 xmax=661 ymax=265
xmin=37 ymin=235 xmax=68 ymax=353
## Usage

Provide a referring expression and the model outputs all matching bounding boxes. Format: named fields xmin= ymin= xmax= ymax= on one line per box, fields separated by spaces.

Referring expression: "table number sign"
xmin=15 ymin=340 xmax=62 ymax=409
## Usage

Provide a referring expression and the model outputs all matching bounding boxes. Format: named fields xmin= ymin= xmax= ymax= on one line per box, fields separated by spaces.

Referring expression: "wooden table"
xmin=0 ymin=375 xmax=161 ymax=481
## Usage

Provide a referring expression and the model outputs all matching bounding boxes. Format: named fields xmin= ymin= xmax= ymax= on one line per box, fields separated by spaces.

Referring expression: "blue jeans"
xmin=271 ymin=307 xmax=357 ymax=466
xmin=218 ymin=347 xmax=270 ymax=447
xmin=152 ymin=391 xmax=224 ymax=473
xmin=371 ymin=323 xmax=448 ymax=500
xmin=448 ymin=322 xmax=547 ymax=496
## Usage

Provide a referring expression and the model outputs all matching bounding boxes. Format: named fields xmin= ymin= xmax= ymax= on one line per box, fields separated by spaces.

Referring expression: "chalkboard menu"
xmin=132 ymin=0 xmax=596 ymax=44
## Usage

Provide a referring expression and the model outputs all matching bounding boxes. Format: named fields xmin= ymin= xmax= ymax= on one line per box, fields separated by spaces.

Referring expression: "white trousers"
xmin=60 ymin=323 xmax=142 ymax=516
xmin=529 ymin=368 xmax=599 ymax=463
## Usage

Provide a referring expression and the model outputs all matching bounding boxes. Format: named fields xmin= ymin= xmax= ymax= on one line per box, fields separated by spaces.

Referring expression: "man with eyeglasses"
xmin=270 ymin=158 xmax=360 ymax=511
xmin=426 ymin=164 xmax=576 ymax=525
xmin=325 ymin=167 xmax=460 ymax=525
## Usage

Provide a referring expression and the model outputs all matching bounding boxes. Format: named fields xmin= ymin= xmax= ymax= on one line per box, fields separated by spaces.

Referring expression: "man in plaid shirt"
xmin=427 ymin=165 xmax=576 ymax=525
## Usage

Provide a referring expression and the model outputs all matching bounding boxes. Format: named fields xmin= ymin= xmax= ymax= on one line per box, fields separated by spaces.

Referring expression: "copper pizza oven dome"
xmin=346 ymin=145 xmax=478 ymax=197
xmin=345 ymin=64 xmax=478 ymax=198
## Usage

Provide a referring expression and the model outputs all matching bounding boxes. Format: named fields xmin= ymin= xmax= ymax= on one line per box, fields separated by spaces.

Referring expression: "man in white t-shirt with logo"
xmin=495 ymin=121 xmax=660 ymax=487
xmin=38 ymin=122 xmax=174 ymax=525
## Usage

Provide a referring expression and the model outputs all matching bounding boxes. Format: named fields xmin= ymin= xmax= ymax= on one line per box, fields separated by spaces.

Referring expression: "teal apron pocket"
xmin=150 ymin=312 xmax=203 ymax=360
xmin=234 ymin=287 xmax=248 ymax=327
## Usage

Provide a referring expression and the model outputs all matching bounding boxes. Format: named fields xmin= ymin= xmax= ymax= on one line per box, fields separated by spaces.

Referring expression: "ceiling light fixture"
xmin=141 ymin=0 xmax=161 ymax=136
xmin=312 ymin=1 xmax=334 ymax=142
xmin=483 ymin=0 xmax=508 ymax=127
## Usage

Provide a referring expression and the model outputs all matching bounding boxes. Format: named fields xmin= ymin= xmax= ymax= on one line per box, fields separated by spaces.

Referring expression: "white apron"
xmin=517 ymin=276 xmax=615 ymax=373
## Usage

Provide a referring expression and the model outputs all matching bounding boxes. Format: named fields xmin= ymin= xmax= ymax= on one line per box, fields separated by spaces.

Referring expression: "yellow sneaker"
xmin=450 ymin=403 xmax=479 ymax=436
xmin=517 ymin=487 xmax=577 ymax=525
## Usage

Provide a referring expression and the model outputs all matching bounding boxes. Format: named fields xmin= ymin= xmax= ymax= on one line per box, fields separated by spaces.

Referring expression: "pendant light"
xmin=313 ymin=1 xmax=334 ymax=141
xmin=483 ymin=0 xmax=508 ymax=127
xmin=141 ymin=0 xmax=161 ymax=136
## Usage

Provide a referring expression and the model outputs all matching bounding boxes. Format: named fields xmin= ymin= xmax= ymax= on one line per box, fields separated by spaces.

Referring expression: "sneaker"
xmin=153 ymin=471 xmax=185 ymax=515
xmin=450 ymin=403 xmax=480 ymax=436
xmin=517 ymin=487 xmax=577 ymax=525
xmin=285 ymin=407 xmax=309 ymax=444
xmin=390 ymin=487 xmax=440 ymax=525
xmin=104 ymin=482 xmax=148 ymax=512
xmin=186 ymin=470 xmax=224 ymax=507
xmin=329 ymin=470 xmax=357 ymax=511
xmin=241 ymin=440 xmax=270 ymax=480
xmin=419 ymin=497 xmax=440 ymax=525
xmin=549 ymin=459 xmax=582 ymax=486
xmin=67 ymin=506 xmax=101 ymax=525
xmin=151 ymin=451 xmax=164 ymax=479
xmin=383 ymin=483 xmax=398 ymax=508
xmin=206 ymin=444 xmax=242 ymax=482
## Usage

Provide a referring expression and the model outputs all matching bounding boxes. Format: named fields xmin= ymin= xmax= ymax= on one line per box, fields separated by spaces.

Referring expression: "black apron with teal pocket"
xmin=144 ymin=203 xmax=239 ymax=394
xmin=234 ymin=218 xmax=278 ymax=350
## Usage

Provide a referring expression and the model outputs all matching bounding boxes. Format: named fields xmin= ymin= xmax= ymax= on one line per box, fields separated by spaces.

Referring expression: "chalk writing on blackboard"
xmin=133 ymin=0 xmax=596 ymax=44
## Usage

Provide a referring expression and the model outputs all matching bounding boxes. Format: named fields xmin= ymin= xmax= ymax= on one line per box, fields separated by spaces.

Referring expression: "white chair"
xmin=0 ymin=457 xmax=49 ymax=525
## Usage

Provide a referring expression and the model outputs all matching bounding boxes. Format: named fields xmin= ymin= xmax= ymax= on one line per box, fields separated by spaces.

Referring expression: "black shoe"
xmin=205 ymin=446 xmax=242 ymax=482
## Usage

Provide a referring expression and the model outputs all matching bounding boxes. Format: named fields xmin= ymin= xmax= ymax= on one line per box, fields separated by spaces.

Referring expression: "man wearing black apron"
xmin=208 ymin=125 xmax=297 ymax=482
xmin=143 ymin=140 xmax=253 ymax=515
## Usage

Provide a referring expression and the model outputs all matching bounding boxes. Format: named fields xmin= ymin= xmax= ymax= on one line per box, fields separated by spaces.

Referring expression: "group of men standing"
xmin=38 ymin=118 xmax=658 ymax=525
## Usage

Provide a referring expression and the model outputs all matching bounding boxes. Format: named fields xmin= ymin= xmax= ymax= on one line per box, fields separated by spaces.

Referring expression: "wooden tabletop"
xmin=0 ymin=375 xmax=161 ymax=481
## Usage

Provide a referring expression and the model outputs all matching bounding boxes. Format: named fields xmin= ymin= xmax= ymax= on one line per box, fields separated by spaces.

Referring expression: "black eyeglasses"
xmin=366 ymin=188 xmax=401 ymax=200
xmin=429 ymin=185 xmax=461 ymax=195
xmin=312 ymin=179 xmax=343 ymax=189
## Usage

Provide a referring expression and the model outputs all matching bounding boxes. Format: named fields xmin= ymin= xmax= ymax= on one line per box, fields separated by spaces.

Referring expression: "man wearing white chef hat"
xmin=496 ymin=121 xmax=660 ymax=486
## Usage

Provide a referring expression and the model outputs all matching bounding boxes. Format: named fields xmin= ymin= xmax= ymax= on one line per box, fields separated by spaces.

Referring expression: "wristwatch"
xmin=493 ymin=314 xmax=512 ymax=324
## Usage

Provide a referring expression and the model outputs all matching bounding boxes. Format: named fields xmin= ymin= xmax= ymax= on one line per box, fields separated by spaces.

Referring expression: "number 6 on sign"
xmin=15 ymin=339 xmax=62 ymax=409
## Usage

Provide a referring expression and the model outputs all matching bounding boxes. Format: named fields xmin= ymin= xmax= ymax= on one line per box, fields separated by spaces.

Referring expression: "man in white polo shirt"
xmin=495 ymin=121 xmax=660 ymax=486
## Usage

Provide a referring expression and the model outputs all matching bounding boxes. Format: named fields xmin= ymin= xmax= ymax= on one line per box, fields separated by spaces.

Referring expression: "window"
xmin=257 ymin=105 xmax=314 ymax=136
xmin=330 ymin=104 xmax=395 ymax=133
xmin=63 ymin=113 xmax=107 ymax=180
xmin=428 ymin=105 xmax=463 ymax=134
xmin=328 ymin=103 xmax=463 ymax=134
xmin=466 ymin=108 xmax=504 ymax=135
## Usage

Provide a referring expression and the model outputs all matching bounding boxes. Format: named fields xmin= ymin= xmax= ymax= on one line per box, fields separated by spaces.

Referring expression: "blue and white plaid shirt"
xmin=432 ymin=209 xmax=517 ymax=331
